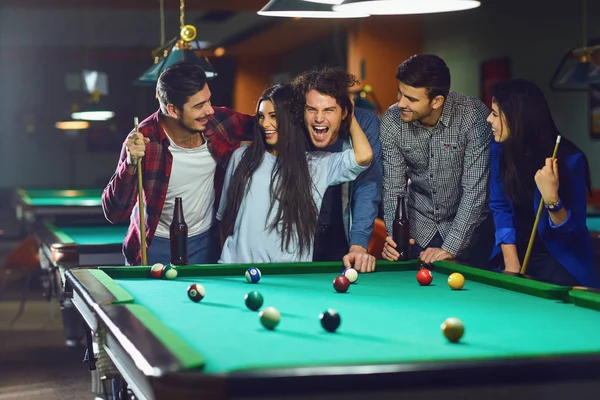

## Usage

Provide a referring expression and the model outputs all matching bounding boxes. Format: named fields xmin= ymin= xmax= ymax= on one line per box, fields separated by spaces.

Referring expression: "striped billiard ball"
xmin=187 ymin=283 xmax=205 ymax=302
xmin=245 ymin=267 xmax=261 ymax=283
xmin=151 ymin=263 xmax=164 ymax=279
xmin=342 ymin=267 xmax=358 ymax=283
xmin=162 ymin=264 xmax=178 ymax=280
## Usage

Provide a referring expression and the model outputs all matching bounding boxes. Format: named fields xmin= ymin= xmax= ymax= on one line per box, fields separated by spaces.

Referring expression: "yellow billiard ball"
xmin=441 ymin=317 xmax=464 ymax=343
xmin=448 ymin=272 xmax=465 ymax=290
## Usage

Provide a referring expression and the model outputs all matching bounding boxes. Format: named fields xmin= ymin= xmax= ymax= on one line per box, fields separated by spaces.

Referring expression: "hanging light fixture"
xmin=550 ymin=0 xmax=600 ymax=91
xmin=334 ymin=0 xmax=481 ymax=15
xmin=302 ymin=0 xmax=344 ymax=4
xmin=136 ymin=0 xmax=217 ymax=86
xmin=258 ymin=0 xmax=369 ymax=18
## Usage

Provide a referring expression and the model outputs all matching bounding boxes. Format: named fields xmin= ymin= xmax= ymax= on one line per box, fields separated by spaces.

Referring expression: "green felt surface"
xmin=123 ymin=304 xmax=205 ymax=369
xmin=50 ymin=224 xmax=127 ymax=245
xmin=89 ymin=270 xmax=135 ymax=304
xmin=18 ymin=189 xmax=103 ymax=207
xmin=587 ymin=216 xmax=600 ymax=233
xmin=109 ymin=264 xmax=600 ymax=374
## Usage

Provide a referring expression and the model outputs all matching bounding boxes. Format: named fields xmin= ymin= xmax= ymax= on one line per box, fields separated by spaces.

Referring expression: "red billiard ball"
xmin=333 ymin=276 xmax=350 ymax=293
xmin=417 ymin=268 xmax=433 ymax=286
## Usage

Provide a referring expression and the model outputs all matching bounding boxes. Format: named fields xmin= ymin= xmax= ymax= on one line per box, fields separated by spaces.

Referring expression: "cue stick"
xmin=520 ymin=135 xmax=561 ymax=275
xmin=134 ymin=117 xmax=148 ymax=266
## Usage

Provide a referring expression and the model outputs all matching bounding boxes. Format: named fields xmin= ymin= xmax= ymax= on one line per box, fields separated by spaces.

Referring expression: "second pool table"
xmin=65 ymin=260 xmax=600 ymax=400
xmin=35 ymin=220 xmax=127 ymax=345
xmin=14 ymin=188 xmax=105 ymax=223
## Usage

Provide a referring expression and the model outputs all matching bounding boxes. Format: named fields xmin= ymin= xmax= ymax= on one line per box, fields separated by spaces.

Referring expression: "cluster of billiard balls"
xmin=417 ymin=267 xmax=466 ymax=291
xmin=150 ymin=263 xmax=178 ymax=280
xmin=185 ymin=265 xmax=466 ymax=342
xmin=187 ymin=267 xmax=342 ymax=333
xmin=332 ymin=267 xmax=359 ymax=293
xmin=417 ymin=267 xmax=466 ymax=342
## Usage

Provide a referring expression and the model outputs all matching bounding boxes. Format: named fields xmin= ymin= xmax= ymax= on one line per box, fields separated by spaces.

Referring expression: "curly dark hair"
xmin=291 ymin=66 xmax=359 ymax=140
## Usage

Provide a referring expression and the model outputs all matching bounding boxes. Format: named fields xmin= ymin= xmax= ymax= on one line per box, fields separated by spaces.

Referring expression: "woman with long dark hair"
xmin=488 ymin=78 xmax=600 ymax=287
xmin=217 ymin=84 xmax=373 ymax=263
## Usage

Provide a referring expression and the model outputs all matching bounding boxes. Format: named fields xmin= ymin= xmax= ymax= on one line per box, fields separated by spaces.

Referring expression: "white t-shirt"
xmin=154 ymin=134 xmax=217 ymax=238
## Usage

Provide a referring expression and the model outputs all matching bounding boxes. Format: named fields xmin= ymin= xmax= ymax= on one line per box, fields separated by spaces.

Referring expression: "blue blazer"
xmin=489 ymin=142 xmax=600 ymax=288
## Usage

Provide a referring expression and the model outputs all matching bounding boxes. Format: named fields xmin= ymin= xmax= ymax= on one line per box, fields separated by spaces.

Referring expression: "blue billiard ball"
xmin=245 ymin=267 xmax=261 ymax=283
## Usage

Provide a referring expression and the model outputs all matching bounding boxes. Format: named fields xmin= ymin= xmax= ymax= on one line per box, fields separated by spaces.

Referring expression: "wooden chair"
xmin=367 ymin=218 xmax=387 ymax=260
xmin=0 ymin=235 xmax=42 ymax=325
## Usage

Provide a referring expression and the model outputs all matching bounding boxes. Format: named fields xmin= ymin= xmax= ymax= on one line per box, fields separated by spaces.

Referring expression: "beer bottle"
xmin=392 ymin=194 xmax=410 ymax=261
xmin=170 ymin=197 xmax=188 ymax=265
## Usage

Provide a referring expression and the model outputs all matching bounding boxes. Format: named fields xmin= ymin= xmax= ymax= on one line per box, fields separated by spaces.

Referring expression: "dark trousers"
xmin=313 ymin=225 xmax=349 ymax=262
xmin=410 ymin=213 xmax=496 ymax=269
xmin=488 ymin=241 xmax=581 ymax=286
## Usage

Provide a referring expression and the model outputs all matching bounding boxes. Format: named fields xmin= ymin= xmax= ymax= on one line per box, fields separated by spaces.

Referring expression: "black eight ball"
xmin=319 ymin=309 xmax=341 ymax=332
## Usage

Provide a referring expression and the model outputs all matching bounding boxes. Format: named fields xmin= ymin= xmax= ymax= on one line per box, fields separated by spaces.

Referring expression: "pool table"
xmin=35 ymin=219 xmax=127 ymax=345
xmin=14 ymin=188 xmax=105 ymax=223
xmin=65 ymin=260 xmax=600 ymax=400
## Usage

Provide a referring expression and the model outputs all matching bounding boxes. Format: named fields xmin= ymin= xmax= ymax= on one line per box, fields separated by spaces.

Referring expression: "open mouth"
xmin=311 ymin=126 xmax=329 ymax=142
xmin=264 ymin=130 xmax=277 ymax=140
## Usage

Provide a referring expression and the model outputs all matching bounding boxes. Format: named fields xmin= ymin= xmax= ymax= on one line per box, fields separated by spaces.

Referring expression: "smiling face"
xmin=303 ymin=89 xmax=346 ymax=148
xmin=172 ymin=84 xmax=215 ymax=133
xmin=396 ymin=82 xmax=440 ymax=124
xmin=487 ymin=101 xmax=510 ymax=143
xmin=257 ymin=99 xmax=278 ymax=147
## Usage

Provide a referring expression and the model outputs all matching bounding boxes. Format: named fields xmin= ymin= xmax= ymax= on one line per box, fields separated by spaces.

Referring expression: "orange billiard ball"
xmin=441 ymin=317 xmax=464 ymax=343
xmin=448 ymin=272 xmax=465 ymax=290
xmin=416 ymin=268 xmax=433 ymax=286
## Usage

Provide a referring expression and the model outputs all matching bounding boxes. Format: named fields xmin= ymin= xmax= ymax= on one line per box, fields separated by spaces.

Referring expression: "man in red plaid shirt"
xmin=102 ymin=62 xmax=254 ymax=266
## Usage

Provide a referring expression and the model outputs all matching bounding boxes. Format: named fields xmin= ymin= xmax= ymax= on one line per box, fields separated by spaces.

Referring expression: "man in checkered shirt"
xmin=381 ymin=54 xmax=495 ymax=267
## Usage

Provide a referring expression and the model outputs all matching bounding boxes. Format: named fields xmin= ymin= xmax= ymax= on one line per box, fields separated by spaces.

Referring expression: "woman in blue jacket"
xmin=487 ymin=79 xmax=600 ymax=288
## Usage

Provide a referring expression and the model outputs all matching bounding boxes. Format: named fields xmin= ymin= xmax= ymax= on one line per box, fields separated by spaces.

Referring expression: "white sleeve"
xmin=323 ymin=149 xmax=368 ymax=186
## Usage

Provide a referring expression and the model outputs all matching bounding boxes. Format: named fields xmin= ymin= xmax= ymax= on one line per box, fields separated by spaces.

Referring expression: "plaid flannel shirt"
xmin=102 ymin=108 xmax=254 ymax=265
xmin=380 ymin=92 xmax=491 ymax=257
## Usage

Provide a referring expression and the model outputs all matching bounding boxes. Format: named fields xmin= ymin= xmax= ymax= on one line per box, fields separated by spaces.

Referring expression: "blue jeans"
xmin=145 ymin=224 xmax=220 ymax=265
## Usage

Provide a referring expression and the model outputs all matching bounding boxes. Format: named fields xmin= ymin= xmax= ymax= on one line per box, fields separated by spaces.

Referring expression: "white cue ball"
xmin=342 ymin=268 xmax=359 ymax=283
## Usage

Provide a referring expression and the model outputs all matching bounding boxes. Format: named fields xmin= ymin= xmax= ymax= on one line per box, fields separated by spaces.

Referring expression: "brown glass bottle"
xmin=392 ymin=194 xmax=410 ymax=261
xmin=170 ymin=197 xmax=188 ymax=265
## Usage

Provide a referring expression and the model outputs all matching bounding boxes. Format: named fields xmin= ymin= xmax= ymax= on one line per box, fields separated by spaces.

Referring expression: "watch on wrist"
xmin=544 ymin=198 xmax=563 ymax=213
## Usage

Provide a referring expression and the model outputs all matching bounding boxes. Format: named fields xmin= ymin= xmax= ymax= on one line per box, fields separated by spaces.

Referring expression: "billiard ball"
xmin=333 ymin=276 xmax=350 ymax=293
xmin=187 ymin=283 xmax=205 ymax=302
xmin=416 ymin=268 xmax=433 ymax=286
xmin=441 ymin=317 xmax=464 ymax=343
xmin=162 ymin=264 xmax=178 ymax=280
xmin=244 ymin=291 xmax=264 ymax=311
xmin=259 ymin=306 xmax=280 ymax=330
xmin=448 ymin=272 xmax=465 ymax=290
xmin=319 ymin=309 xmax=341 ymax=333
xmin=342 ymin=268 xmax=358 ymax=283
xmin=245 ymin=267 xmax=261 ymax=283
xmin=150 ymin=263 xmax=164 ymax=279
